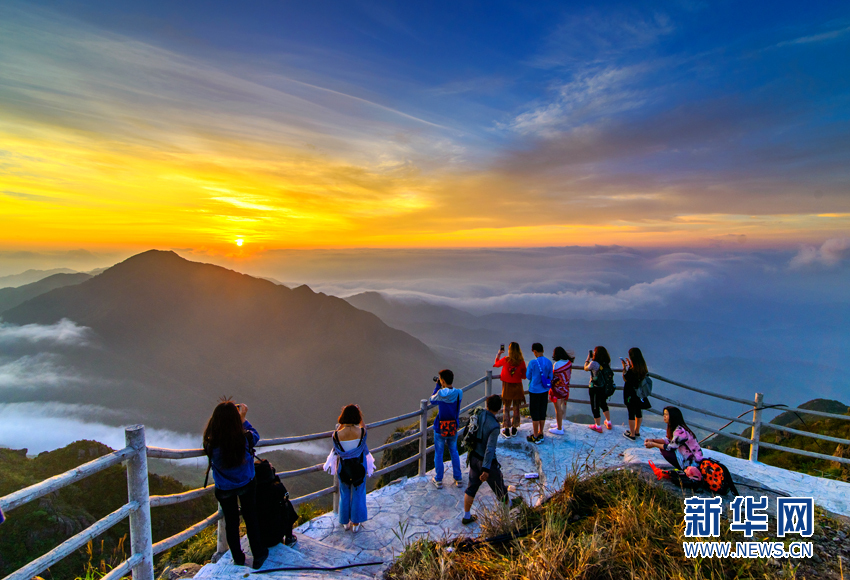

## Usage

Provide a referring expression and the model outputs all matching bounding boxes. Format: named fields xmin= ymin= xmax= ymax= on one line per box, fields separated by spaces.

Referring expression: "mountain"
xmin=704 ymin=398 xmax=850 ymax=481
xmin=0 ymin=268 xmax=78 ymax=289
xmin=2 ymin=251 xmax=448 ymax=436
xmin=0 ymin=272 xmax=92 ymax=314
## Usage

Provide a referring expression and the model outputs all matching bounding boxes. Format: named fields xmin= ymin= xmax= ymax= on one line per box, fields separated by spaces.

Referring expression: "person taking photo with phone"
xmin=494 ymin=342 xmax=526 ymax=438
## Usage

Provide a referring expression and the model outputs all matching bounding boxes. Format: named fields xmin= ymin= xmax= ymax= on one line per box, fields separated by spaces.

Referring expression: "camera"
xmin=433 ymin=376 xmax=440 ymax=382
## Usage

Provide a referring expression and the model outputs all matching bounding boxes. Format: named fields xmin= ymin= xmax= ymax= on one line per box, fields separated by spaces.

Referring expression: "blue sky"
xmin=1 ymin=0 xmax=849 ymax=251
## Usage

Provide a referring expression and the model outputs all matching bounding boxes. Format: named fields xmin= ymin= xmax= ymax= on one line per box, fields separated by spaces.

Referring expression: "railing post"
xmin=418 ymin=399 xmax=428 ymax=477
xmin=485 ymin=370 xmax=493 ymax=399
xmin=333 ymin=474 xmax=340 ymax=514
xmin=216 ymin=508 xmax=228 ymax=555
xmin=125 ymin=425 xmax=154 ymax=580
xmin=749 ymin=392 xmax=764 ymax=462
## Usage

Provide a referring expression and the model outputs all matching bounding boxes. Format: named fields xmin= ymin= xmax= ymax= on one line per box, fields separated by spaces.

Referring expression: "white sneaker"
xmin=548 ymin=427 xmax=564 ymax=435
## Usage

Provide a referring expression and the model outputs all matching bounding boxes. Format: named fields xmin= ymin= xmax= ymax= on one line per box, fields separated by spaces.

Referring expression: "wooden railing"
xmin=3 ymin=365 xmax=849 ymax=580
xmin=0 ymin=372 xmax=493 ymax=580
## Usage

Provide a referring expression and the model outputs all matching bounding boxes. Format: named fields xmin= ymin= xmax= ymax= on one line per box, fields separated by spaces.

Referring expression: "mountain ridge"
xmin=2 ymin=250 xmax=452 ymax=436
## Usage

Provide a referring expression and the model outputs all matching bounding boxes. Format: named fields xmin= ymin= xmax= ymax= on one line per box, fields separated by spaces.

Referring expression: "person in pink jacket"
xmin=644 ymin=406 xmax=704 ymax=469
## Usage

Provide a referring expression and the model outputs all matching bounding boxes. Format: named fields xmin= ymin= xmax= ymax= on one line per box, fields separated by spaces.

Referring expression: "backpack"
xmin=460 ymin=407 xmax=486 ymax=464
xmin=698 ymin=458 xmax=739 ymax=497
xmin=254 ymin=458 xmax=299 ymax=547
xmin=591 ymin=364 xmax=616 ymax=399
xmin=651 ymin=458 xmax=739 ymax=497
xmin=334 ymin=432 xmax=367 ymax=487
xmin=535 ymin=358 xmax=552 ymax=390
xmin=550 ymin=363 xmax=571 ymax=399
xmin=636 ymin=375 xmax=653 ymax=399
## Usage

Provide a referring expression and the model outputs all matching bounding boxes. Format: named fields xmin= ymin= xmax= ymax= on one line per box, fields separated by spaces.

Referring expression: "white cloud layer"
xmin=790 ymin=237 xmax=850 ymax=268
xmin=0 ymin=402 xmax=199 ymax=454
xmin=0 ymin=318 xmax=92 ymax=346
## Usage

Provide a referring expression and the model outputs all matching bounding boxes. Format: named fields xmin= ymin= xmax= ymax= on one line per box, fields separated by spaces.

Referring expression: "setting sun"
xmin=236 ymin=239 xmax=243 ymax=247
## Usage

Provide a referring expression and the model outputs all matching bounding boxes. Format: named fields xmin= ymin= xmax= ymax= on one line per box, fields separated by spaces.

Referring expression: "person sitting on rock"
xmin=644 ymin=406 xmax=704 ymax=470
xmin=462 ymin=394 xmax=519 ymax=525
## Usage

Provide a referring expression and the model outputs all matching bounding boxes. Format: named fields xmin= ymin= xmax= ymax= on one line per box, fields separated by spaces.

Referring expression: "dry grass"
xmin=385 ymin=468 xmax=798 ymax=580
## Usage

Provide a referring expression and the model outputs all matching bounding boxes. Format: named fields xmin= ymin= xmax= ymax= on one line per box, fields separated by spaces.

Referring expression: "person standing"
xmin=548 ymin=347 xmax=574 ymax=435
xmin=462 ymin=395 xmax=516 ymax=524
xmin=622 ymin=347 xmax=649 ymax=441
xmin=493 ymin=342 xmax=526 ymax=438
xmin=324 ymin=404 xmax=375 ymax=532
xmin=430 ymin=369 xmax=464 ymax=488
xmin=526 ymin=343 xmax=554 ymax=444
xmin=585 ymin=346 xmax=614 ymax=433
xmin=203 ymin=401 xmax=268 ymax=569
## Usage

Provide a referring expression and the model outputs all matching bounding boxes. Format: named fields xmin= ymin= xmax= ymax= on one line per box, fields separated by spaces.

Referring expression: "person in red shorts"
xmin=493 ymin=342 xmax=526 ymax=438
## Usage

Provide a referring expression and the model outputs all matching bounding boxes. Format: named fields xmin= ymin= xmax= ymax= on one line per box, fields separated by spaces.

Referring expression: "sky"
xmin=1 ymin=0 xmax=849 ymax=256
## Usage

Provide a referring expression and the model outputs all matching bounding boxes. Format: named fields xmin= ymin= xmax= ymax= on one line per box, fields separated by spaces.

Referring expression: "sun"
xmin=235 ymin=238 xmax=243 ymax=247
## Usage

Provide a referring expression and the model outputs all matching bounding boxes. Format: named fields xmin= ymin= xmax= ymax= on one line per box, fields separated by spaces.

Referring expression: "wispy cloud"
xmin=0 ymin=319 xmax=92 ymax=346
xmin=0 ymin=402 xmax=198 ymax=454
xmin=790 ymin=237 xmax=850 ymax=268
xmin=773 ymin=24 xmax=850 ymax=48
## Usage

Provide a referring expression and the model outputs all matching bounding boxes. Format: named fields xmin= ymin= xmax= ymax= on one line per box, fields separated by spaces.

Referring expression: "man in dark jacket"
xmin=462 ymin=394 xmax=511 ymax=524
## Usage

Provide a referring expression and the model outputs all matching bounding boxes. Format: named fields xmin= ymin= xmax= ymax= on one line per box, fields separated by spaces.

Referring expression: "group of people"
xmin=202 ymin=343 xmax=704 ymax=567
xmin=493 ymin=342 xmax=653 ymax=443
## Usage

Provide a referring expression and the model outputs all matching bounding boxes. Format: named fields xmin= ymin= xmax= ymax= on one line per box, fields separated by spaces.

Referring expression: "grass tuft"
xmin=385 ymin=468 xmax=798 ymax=580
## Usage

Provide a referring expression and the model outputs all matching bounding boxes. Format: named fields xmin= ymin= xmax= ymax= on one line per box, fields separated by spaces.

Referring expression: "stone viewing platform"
xmin=194 ymin=419 xmax=850 ymax=580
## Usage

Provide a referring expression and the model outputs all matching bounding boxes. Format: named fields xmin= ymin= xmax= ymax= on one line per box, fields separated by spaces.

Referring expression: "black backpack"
xmin=334 ymin=432 xmax=366 ymax=487
xmin=254 ymin=458 xmax=299 ymax=547
xmin=591 ymin=363 xmax=616 ymax=399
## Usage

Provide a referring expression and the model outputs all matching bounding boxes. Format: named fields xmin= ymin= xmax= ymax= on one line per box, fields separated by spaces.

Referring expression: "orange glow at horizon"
xmin=2 ymin=126 xmax=849 ymax=253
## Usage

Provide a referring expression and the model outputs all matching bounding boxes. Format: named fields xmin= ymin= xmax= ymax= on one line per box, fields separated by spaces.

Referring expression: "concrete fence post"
xmin=749 ymin=392 xmax=764 ymax=462
xmin=485 ymin=370 xmax=493 ymax=399
xmin=418 ymin=399 xmax=429 ymax=477
xmin=125 ymin=426 xmax=154 ymax=580
xmin=216 ymin=508 xmax=228 ymax=555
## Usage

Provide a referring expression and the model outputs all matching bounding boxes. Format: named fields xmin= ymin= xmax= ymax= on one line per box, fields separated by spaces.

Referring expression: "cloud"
xmin=0 ymin=402 xmax=199 ymax=454
xmin=773 ymin=24 xmax=850 ymax=48
xmin=790 ymin=237 xmax=850 ymax=268
xmin=0 ymin=319 xmax=92 ymax=346
xmin=0 ymin=352 xmax=84 ymax=389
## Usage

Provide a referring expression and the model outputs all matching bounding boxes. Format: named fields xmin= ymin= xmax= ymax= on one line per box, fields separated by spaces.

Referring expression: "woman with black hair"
xmin=203 ymin=401 xmax=268 ymax=569
xmin=622 ymin=347 xmax=648 ymax=441
xmin=584 ymin=346 xmax=613 ymax=433
xmin=548 ymin=346 xmax=574 ymax=435
xmin=324 ymin=404 xmax=375 ymax=532
xmin=644 ymin=406 xmax=704 ymax=469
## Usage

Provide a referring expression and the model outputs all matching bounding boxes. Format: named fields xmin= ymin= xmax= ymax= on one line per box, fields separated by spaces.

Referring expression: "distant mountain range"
xmin=1 ymin=251 xmax=454 ymax=436
xmin=0 ymin=268 xmax=79 ymax=289
xmin=0 ymin=272 xmax=92 ymax=314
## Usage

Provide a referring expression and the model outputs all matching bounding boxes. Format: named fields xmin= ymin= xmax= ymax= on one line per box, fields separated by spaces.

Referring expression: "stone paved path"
xmin=195 ymin=418 xmax=850 ymax=579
